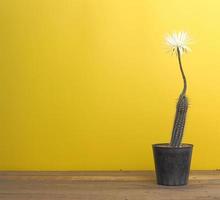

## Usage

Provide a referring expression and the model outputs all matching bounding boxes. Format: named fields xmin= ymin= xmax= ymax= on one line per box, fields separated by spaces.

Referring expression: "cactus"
xmin=170 ymin=47 xmax=188 ymax=147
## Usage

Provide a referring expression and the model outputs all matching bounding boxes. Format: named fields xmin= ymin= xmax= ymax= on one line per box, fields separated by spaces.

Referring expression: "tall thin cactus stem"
xmin=170 ymin=47 xmax=188 ymax=147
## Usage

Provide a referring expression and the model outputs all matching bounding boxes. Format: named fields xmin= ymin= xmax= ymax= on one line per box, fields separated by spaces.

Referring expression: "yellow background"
xmin=0 ymin=0 xmax=220 ymax=170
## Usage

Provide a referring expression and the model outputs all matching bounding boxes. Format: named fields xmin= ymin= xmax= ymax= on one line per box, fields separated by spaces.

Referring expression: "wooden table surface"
xmin=0 ymin=171 xmax=220 ymax=200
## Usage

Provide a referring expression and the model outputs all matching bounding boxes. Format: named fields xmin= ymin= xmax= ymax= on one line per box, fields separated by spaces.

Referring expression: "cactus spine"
xmin=170 ymin=47 xmax=188 ymax=147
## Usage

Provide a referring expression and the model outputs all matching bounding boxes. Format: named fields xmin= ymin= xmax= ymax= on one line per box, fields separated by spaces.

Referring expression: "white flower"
xmin=165 ymin=32 xmax=191 ymax=55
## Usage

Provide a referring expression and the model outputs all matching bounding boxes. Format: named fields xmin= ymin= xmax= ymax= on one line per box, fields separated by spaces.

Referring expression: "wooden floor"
xmin=0 ymin=171 xmax=220 ymax=200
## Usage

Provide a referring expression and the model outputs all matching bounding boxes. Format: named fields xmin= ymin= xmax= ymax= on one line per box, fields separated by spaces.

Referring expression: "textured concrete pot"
xmin=152 ymin=143 xmax=193 ymax=186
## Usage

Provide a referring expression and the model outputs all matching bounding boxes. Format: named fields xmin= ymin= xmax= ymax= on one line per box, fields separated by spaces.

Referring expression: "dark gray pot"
xmin=152 ymin=143 xmax=193 ymax=186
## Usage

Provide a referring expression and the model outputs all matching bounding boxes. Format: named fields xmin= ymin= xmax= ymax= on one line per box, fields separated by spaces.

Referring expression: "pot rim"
xmin=152 ymin=143 xmax=193 ymax=149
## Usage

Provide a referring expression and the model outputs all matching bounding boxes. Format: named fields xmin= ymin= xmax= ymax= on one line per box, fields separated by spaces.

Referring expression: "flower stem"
xmin=177 ymin=47 xmax=187 ymax=95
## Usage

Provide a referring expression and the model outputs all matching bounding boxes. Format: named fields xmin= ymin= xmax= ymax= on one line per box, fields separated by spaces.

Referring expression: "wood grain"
xmin=0 ymin=171 xmax=220 ymax=200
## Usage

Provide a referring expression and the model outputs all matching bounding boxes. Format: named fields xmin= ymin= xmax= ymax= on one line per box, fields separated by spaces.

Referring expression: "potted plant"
xmin=152 ymin=32 xmax=193 ymax=186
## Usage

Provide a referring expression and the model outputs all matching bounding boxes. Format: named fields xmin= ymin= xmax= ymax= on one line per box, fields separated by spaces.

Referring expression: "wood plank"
xmin=0 ymin=171 xmax=220 ymax=200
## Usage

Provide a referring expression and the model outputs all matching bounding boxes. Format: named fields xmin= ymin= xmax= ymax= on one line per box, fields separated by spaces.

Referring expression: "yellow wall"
xmin=0 ymin=0 xmax=220 ymax=170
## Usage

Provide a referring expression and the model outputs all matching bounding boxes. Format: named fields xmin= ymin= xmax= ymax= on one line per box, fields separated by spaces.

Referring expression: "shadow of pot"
xmin=152 ymin=143 xmax=193 ymax=186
